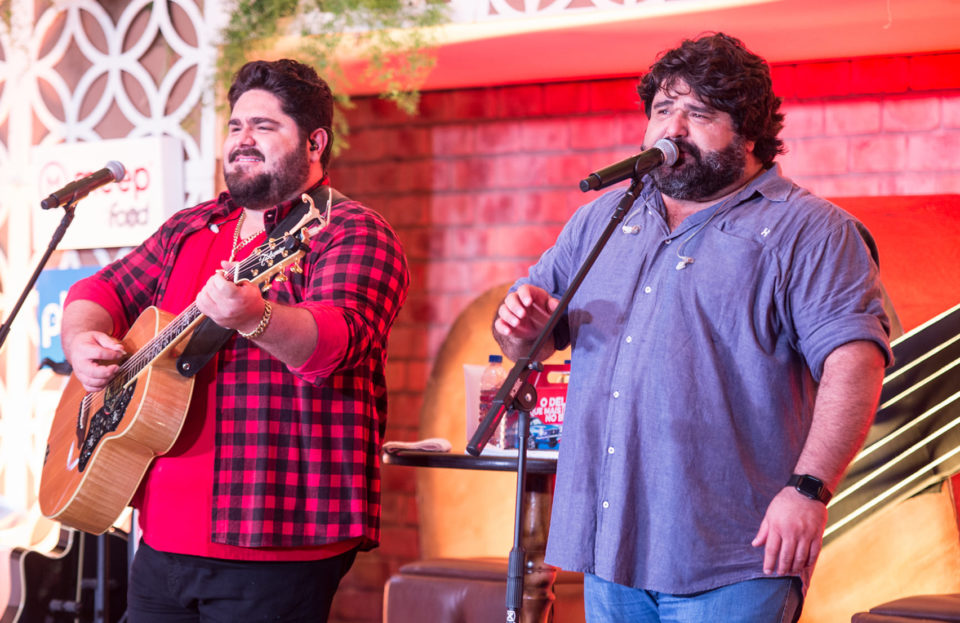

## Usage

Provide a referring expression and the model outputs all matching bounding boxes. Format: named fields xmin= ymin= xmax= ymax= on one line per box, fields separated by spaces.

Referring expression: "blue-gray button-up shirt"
xmin=517 ymin=165 xmax=892 ymax=594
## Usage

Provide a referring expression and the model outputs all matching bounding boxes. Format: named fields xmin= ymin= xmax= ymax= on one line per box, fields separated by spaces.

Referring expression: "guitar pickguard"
xmin=75 ymin=380 xmax=137 ymax=472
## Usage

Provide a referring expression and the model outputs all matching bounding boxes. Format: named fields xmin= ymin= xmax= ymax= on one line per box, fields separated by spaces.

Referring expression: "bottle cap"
xmin=489 ymin=354 xmax=503 ymax=363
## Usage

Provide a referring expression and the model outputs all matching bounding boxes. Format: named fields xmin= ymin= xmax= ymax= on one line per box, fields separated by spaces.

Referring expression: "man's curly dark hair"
xmin=637 ymin=33 xmax=785 ymax=166
xmin=228 ymin=59 xmax=335 ymax=169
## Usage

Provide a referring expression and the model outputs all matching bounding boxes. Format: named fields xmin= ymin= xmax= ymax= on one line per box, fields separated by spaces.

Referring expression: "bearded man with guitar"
xmin=48 ymin=59 xmax=409 ymax=622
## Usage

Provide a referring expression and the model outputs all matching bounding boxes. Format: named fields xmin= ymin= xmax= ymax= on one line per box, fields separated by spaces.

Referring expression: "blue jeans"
xmin=584 ymin=574 xmax=802 ymax=623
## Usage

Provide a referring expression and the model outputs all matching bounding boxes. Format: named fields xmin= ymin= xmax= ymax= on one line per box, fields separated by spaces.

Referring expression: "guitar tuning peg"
xmin=274 ymin=273 xmax=288 ymax=284
xmin=289 ymin=260 xmax=303 ymax=274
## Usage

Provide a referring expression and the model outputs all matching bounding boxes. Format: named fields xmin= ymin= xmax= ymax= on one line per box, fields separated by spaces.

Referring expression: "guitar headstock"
xmin=228 ymin=189 xmax=333 ymax=291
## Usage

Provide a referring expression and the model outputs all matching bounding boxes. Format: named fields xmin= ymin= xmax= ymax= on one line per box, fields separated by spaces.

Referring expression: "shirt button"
xmin=644 ymin=286 xmax=652 ymax=294
xmin=602 ymin=501 xmax=610 ymax=509
xmin=613 ymin=391 xmax=620 ymax=398
xmin=607 ymin=446 xmax=615 ymax=454
xmin=664 ymin=239 xmax=672 ymax=245
xmin=625 ymin=336 xmax=633 ymax=343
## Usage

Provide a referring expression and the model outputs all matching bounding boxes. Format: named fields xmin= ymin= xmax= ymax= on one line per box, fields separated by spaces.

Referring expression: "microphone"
xmin=579 ymin=138 xmax=679 ymax=192
xmin=40 ymin=161 xmax=126 ymax=209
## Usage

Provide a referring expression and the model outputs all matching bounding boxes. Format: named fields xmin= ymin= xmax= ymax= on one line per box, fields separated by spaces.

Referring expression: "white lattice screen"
xmin=0 ymin=0 xmax=224 ymax=540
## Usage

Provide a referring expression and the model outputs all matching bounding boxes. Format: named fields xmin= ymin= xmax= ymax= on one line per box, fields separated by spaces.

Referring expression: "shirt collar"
xmin=216 ymin=175 xmax=330 ymax=234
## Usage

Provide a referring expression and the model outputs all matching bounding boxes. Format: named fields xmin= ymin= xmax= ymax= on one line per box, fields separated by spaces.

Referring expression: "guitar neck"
xmin=114 ymin=304 xmax=205 ymax=388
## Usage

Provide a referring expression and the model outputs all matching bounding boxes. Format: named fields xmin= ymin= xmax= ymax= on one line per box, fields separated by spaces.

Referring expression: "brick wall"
xmin=326 ymin=51 xmax=960 ymax=622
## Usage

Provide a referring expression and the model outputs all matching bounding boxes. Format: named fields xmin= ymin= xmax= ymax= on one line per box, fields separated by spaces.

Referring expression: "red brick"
xmin=619 ymin=113 xmax=649 ymax=148
xmin=384 ymin=360 xmax=408 ymax=392
xmin=850 ymin=57 xmax=909 ymax=94
xmin=802 ymin=174 xmax=897 ymax=198
xmin=381 ymin=491 xmax=420 ymax=526
xmin=440 ymin=227 xmax=489 ymax=259
xmin=337 ymin=127 xmax=390 ymax=163
xmin=908 ymin=53 xmax=960 ymax=91
xmin=431 ymin=158 xmax=453 ymax=191
xmin=428 ymin=192 xmax=476 ymax=226
xmin=451 ymin=156 xmax=496 ymax=191
xmin=793 ymin=61 xmax=852 ymax=99
xmin=330 ymin=584 xmax=384 ymax=622
xmin=383 ymin=194 xmax=429 ymax=227
xmin=569 ymin=114 xmax=623 ymax=150
xmin=401 ymin=228 xmax=440 ymax=261
xmin=490 ymin=154 xmax=549 ymax=189
xmin=943 ymin=93 xmax=960 ymax=129
xmin=498 ymin=84 xmax=545 ymax=118
xmin=892 ymin=171 xmax=960 ymax=195
xmin=392 ymin=126 xmax=432 ymax=158
xmin=378 ymin=526 xmax=421 ymax=559
xmin=381 ymin=464 xmax=417 ymax=494
xmin=487 ymin=224 xmax=564 ymax=259
xmin=420 ymin=88 xmax=500 ymax=123
xmin=477 ymin=189 xmax=575 ymax=225
xmin=850 ymin=135 xmax=907 ymax=172
xmin=780 ymin=101 xmax=825 ymax=138
xmin=542 ymin=151 xmax=612 ymax=188
xmin=432 ymin=124 xmax=476 ymax=156
xmin=364 ymin=161 xmax=402 ymax=193
xmin=779 ymin=137 xmax=848 ymax=176
xmin=906 ymin=133 xmax=960 ymax=171
xmin=519 ymin=118 xmax=571 ymax=151
xmin=543 ymin=81 xmax=592 ymax=116
xmin=882 ymin=95 xmax=941 ymax=132
xmin=406 ymin=360 xmax=431 ymax=392
xmin=469 ymin=260 xmax=538 ymax=294
xmin=424 ymin=259 xmax=473 ymax=292
xmin=385 ymin=393 xmax=425 ymax=430
xmin=393 ymin=160 xmax=435 ymax=193
xmin=590 ymin=77 xmax=642 ymax=112
xmin=386 ymin=325 xmax=428 ymax=359
xmin=825 ymin=100 xmax=881 ymax=136
xmin=445 ymin=88 xmax=500 ymax=121
xmin=341 ymin=554 xmax=390 ymax=590
xmin=476 ymin=121 xmax=524 ymax=154
xmin=366 ymin=96 xmax=415 ymax=127
xmin=770 ymin=64 xmax=797 ymax=99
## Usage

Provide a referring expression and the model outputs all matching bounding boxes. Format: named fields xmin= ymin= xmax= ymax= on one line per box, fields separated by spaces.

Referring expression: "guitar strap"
xmin=175 ymin=186 xmax=348 ymax=378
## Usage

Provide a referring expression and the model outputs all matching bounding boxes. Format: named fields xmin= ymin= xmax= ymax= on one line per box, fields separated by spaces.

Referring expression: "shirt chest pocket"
xmin=675 ymin=225 xmax=774 ymax=336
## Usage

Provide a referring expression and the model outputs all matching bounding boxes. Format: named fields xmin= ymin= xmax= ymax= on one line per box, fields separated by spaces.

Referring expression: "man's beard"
xmin=650 ymin=135 xmax=747 ymax=201
xmin=224 ymin=146 xmax=310 ymax=210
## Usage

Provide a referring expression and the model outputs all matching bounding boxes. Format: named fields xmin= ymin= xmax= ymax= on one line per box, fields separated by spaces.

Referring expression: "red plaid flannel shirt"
xmin=69 ymin=190 xmax=409 ymax=549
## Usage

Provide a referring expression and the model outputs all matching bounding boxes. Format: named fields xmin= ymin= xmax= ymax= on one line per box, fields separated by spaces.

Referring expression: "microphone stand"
xmin=0 ymin=200 xmax=77 ymax=349
xmin=467 ymin=173 xmax=647 ymax=622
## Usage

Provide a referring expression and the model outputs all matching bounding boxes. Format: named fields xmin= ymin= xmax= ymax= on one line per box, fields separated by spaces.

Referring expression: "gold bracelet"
xmin=238 ymin=300 xmax=272 ymax=340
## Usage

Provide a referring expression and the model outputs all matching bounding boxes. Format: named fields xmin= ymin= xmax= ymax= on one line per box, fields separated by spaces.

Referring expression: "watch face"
xmin=796 ymin=477 xmax=822 ymax=499
xmin=789 ymin=474 xmax=830 ymax=503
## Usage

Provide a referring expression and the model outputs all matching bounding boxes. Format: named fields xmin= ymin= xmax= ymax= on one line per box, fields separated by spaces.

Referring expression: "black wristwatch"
xmin=787 ymin=474 xmax=832 ymax=504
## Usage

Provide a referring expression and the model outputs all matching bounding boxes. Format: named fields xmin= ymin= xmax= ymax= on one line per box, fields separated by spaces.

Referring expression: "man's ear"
xmin=309 ymin=128 xmax=328 ymax=159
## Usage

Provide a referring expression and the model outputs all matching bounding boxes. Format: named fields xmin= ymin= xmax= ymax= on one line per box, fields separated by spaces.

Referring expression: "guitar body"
xmin=39 ymin=307 xmax=196 ymax=534
xmin=2 ymin=528 xmax=128 ymax=623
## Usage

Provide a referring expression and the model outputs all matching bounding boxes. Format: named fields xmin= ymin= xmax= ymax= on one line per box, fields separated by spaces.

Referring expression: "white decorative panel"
xmin=0 ymin=0 xmax=223 ymax=541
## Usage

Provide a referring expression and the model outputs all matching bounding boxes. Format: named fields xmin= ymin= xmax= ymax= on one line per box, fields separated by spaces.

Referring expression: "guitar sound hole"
xmin=77 ymin=380 xmax=137 ymax=472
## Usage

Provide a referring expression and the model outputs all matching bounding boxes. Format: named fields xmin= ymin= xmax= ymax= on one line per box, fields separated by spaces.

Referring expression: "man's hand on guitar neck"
xmin=61 ymin=299 xmax=126 ymax=393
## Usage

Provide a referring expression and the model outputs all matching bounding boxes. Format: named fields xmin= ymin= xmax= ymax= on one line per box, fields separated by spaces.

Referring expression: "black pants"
xmin=127 ymin=542 xmax=357 ymax=622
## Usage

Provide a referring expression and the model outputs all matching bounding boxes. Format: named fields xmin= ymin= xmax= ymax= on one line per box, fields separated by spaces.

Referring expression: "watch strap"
xmin=787 ymin=473 xmax=832 ymax=504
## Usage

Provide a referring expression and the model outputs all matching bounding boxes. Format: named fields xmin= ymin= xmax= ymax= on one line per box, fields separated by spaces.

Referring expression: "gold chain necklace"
xmin=228 ymin=210 xmax=264 ymax=263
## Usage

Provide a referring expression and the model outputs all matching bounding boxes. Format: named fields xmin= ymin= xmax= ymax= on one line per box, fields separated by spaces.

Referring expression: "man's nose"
xmin=664 ymin=112 xmax=689 ymax=139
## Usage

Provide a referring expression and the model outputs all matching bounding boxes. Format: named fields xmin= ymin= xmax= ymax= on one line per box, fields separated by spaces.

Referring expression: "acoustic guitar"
xmin=38 ymin=196 xmax=328 ymax=535
xmin=2 ymin=528 xmax=127 ymax=623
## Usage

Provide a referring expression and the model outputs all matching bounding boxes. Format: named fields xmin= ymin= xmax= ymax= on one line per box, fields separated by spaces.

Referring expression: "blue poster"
xmin=36 ymin=267 xmax=99 ymax=364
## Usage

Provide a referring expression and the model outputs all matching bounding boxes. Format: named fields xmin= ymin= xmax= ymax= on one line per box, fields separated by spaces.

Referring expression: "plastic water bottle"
xmin=479 ymin=354 xmax=511 ymax=448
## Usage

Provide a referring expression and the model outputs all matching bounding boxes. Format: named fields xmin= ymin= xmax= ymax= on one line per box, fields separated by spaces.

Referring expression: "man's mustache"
xmin=672 ymin=139 xmax=702 ymax=164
